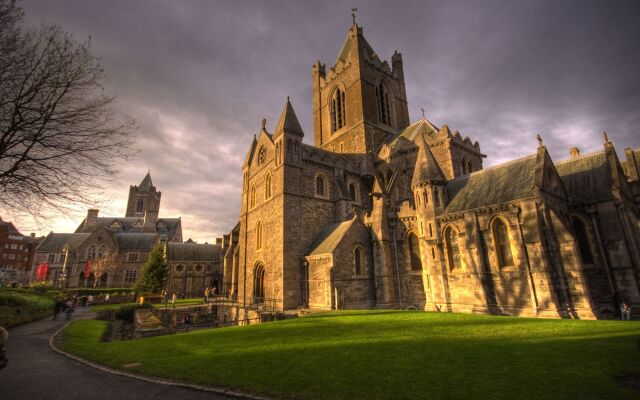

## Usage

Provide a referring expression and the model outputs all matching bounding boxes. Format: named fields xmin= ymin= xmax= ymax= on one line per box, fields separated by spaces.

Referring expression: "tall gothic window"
xmin=257 ymin=146 xmax=266 ymax=165
xmin=573 ymin=217 xmax=594 ymax=264
xmin=331 ymin=88 xmax=346 ymax=132
xmin=422 ymin=191 xmax=428 ymax=206
xmin=354 ymin=246 xmax=364 ymax=275
xmin=87 ymin=245 xmax=96 ymax=260
xmin=125 ymin=268 xmax=137 ymax=283
xmin=265 ymin=173 xmax=272 ymax=199
xmin=254 ymin=264 xmax=266 ymax=302
xmin=250 ymin=184 xmax=256 ymax=208
xmin=434 ymin=189 xmax=440 ymax=206
xmin=408 ymin=232 xmax=422 ymax=271
xmin=445 ymin=226 xmax=461 ymax=271
xmin=376 ymin=83 xmax=391 ymax=125
xmin=316 ymin=174 xmax=327 ymax=197
xmin=135 ymin=199 xmax=144 ymax=213
xmin=492 ymin=218 xmax=514 ymax=267
xmin=349 ymin=182 xmax=357 ymax=202
xmin=256 ymin=221 xmax=263 ymax=250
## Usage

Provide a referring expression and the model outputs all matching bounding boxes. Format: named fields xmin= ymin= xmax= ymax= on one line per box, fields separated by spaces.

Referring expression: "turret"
xmin=273 ymin=97 xmax=304 ymax=165
xmin=412 ymin=133 xmax=447 ymax=239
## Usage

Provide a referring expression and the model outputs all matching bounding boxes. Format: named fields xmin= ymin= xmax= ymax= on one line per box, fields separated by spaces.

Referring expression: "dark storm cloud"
xmin=17 ymin=0 xmax=640 ymax=240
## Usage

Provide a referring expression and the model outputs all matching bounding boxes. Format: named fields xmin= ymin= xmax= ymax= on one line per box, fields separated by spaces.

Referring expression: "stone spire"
xmin=412 ymin=133 xmax=446 ymax=187
xmin=139 ymin=171 xmax=154 ymax=190
xmin=274 ymin=97 xmax=304 ymax=138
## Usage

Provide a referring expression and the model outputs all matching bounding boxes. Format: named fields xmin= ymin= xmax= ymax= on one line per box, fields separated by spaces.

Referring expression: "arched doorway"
xmin=253 ymin=264 xmax=266 ymax=305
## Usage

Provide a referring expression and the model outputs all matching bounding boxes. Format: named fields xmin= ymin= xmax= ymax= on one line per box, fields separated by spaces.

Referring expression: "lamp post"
xmin=60 ymin=245 xmax=70 ymax=288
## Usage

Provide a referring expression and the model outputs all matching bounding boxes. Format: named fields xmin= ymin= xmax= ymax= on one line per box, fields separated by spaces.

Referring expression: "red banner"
xmin=42 ymin=263 xmax=49 ymax=281
xmin=84 ymin=260 xmax=92 ymax=278
xmin=35 ymin=263 xmax=43 ymax=280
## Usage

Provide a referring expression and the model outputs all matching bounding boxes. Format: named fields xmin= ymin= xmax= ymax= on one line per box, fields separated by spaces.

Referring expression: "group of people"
xmin=203 ymin=286 xmax=218 ymax=303
xmin=53 ymin=297 xmax=81 ymax=321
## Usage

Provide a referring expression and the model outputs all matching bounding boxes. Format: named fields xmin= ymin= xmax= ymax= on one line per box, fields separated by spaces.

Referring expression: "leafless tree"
xmin=91 ymin=251 xmax=119 ymax=288
xmin=0 ymin=0 xmax=136 ymax=221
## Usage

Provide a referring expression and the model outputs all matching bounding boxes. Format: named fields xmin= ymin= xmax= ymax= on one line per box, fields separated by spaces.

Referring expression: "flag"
xmin=85 ymin=260 xmax=92 ymax=277
xmin=42 ymin=263 xmax=49 ymax=280
xmin=36 ymin=263 xmax=43 ymax=280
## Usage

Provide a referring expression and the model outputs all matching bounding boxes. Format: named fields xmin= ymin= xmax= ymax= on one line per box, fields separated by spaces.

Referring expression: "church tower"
xmin=125 ymin=172 xmax=161 ymax=218
xmin=312 ymin=22 xmax=410 ymax=154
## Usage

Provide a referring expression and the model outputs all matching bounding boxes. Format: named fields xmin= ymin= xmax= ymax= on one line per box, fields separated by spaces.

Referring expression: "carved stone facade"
xmin=223 ymin=23 xmax=640 ymax=319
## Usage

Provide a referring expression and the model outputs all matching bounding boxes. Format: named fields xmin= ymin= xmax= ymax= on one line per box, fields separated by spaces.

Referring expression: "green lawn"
xmin=90 ymin=298 xmax=205 ymax=311
xmin=0 ymin=289 xmax=54 ymax=328
xmin=61 ymin=311 xmax=640 ymax=400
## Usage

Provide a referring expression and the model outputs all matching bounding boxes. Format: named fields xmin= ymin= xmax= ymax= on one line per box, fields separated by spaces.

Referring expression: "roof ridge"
xmin=477 ymin=154 xmax=537 ymax=173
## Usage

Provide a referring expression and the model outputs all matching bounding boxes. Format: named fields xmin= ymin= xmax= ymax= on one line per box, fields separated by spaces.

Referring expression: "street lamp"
xmin=60 ymin=245 xmax=70 ymax=288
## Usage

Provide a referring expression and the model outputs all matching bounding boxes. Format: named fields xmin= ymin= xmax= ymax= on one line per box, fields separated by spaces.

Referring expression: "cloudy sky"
xmin=11 ymin=0 xmax=640 ymax=242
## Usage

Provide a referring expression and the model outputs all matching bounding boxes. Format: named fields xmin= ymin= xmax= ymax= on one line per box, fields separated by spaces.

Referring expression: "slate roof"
xmin=37 ymin=233 xmax=91 ymax=252
xmin=166 ymin=242 xmax=221 ymax=262
xmin=388 ymin=119 xmax=439 ymax=149
xmin=555 ymin=150 xmax=613 ymax=204
xmin=75 ymin=217 xmax=180 ymax=238
xmin=307 ymin=219 xmax=354 ymax=256
xmin=114 ymin=233 xmax=159 ymax=251
xmin=445 ymin=155 xmax=537 ymax=213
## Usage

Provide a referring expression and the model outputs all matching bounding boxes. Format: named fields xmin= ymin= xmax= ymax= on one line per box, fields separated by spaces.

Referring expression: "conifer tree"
xmin=135 ymin=242 xmax=168 ymax=294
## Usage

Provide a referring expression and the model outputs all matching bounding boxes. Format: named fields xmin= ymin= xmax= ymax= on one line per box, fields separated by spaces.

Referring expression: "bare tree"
xmin=0 ymin=0 xmax=136 ymax=221
xmin=91 ymin=252 xmax=119 ymax=288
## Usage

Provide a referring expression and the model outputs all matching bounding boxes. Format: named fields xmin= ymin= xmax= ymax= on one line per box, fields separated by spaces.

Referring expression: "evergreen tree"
xmin=135 ymin=242 xmax=168 ymax=294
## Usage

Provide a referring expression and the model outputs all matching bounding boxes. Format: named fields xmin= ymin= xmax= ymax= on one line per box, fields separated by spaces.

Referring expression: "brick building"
xmin=0 ymin=217 xmax=42 ymax=285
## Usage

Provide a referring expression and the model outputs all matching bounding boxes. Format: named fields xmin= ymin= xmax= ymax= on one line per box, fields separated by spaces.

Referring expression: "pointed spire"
xmin=412 ymin=133 xmax=446 ymax=187
xmin=274 ymin=97 xmax=304 ymax=137
xmin=139 ymin=171 xmax=153 ymax=189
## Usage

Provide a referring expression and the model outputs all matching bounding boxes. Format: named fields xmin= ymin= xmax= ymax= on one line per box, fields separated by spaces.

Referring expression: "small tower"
xmin=412 ymin=133 xmax=447 ymax=230
xmin=273 ymin=97 xmax=304 ymax=165
xmin=125 ymin=172 xmax=161 ymax=218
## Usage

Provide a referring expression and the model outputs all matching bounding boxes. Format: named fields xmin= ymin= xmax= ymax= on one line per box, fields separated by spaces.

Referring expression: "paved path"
xmin=0 ymin=309 xmax=231 ymax=400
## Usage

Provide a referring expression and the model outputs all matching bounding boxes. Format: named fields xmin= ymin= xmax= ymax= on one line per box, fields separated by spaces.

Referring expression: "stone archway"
xmin=253 ymin=264 xmax=266 ymax=304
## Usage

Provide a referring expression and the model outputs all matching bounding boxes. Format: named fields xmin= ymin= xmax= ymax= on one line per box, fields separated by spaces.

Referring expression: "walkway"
xmin=0 ymin=308 xmax=232 ymax=400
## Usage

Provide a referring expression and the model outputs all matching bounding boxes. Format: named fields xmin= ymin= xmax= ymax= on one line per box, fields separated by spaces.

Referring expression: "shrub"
xmin=0 ymin=289 xmax=54 ymax=328
xmin=114 ymin=303 xmax=153 ymax=323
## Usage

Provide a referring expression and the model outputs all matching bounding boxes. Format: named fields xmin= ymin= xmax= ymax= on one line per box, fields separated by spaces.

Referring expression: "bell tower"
xmin=125 ymin=172 xmax=161 ymax=218
xmin=312 ymin=22 xmax=410 ymax=154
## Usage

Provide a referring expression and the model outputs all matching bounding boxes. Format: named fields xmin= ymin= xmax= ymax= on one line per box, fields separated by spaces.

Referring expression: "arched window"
xmin=408 ymin=232 xmax=422 ymax=271
xmin=434 ymin=189 xmax=440 ymax=206
xmin=376 ymin=82 xmax=392 ymax=125
xmin=445 ymin=226 xmax=461 ymax=271
xmin=256 ymin=221 xmax=263 ymax=250
xmin=348 ymin=182 xmax=357 ymax=202
xmin=175 ymin=264 xmax=184 ymax=273
xmin=135 ymin=199 xmax=144 ymax=213
xmin=87 ymin=245 xmax=96 ymax=260
xmin=125 ymin=268 xmax=137 ymax=283
xmin=492 ymin=218 xmax=514 ymax=267
xmin=354 ymin=246 xmax=364 ymax=275
xmin=415 ymin=191 xmax=420 ymax=207
xmin=573 ymin=217 xmax=594 ymax=264
xmin=257 ymin=146 xmax=266 ymax=165
xmin=265 ymin=173 xmax=272 ymax=199
xmin=331 ymin=88 xmax=346 ymax=132
xmin=316 ymin=174 xmax=327 ymax=197
xmin=423 ymin=191 xmax=428 ymax=206
xmin=250 ymin=184 xmax=256 ymax=208
xmin=253 ymin=264 xmax=266 ymax=302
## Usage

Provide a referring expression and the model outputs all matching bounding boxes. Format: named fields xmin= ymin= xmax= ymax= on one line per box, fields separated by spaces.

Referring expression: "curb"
xmin=49 ymin=321 xmax=272 ymax=400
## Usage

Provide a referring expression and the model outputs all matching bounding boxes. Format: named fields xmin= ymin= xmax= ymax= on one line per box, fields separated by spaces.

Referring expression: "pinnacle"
xmin=412 ymin=133 xmax=446 ymax=187
xmin=274 ymin=97 xmax=304 ymax=137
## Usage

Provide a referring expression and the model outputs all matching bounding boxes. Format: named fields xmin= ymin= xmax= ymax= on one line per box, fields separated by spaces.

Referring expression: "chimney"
xmin=86 ymin=209 xmax=99 ymax=228
xmin=216 ymin=237 xmax=222 ymax=245
xmin=143 ymin=210 xmax=159 ymax=231
xmin=569 ymin=147 xmax=581 ymax=159
xmin=30 ymin=233 xmax=35 ymax=238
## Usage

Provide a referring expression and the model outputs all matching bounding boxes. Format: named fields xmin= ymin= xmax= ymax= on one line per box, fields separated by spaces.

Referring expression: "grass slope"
xmin=0 ymin=289 xmax=54 ymax=328
xmin=62 ymin=311 xmax=640 ymax=400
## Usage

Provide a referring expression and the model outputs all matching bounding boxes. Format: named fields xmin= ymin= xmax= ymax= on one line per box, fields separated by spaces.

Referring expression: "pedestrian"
xmin=183 ymin=313 xmax=192 ymax=332
xmin=162 ymin=290 xmax=168 ymax=308
xmin=104 ymin=293 xmax=110 ymax=303
xmin=622 ymin=300 xmax=632 ymax=321
xmin=132 ymin=291 xmax=138 ymax=304
xmin=65 ymin=299 xmax=75 ymax=321
xmin=0 ymin=326 xmax=9 ymax=370
xmin=87 ymin=295 xmax=94 ymax=307
xmin=171 ymin=292 xmax=177 ymax=308
xmin=204 ymin=287 xmax=210 ymax=303
xmin=80 ymin=295 xmax=87 ymax=308
xmin=53 ymin=299 xmax=64 ymax=320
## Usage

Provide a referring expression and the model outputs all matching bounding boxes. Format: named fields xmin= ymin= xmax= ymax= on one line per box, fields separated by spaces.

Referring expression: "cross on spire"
xmin=420 ymin=107 xmax=425 ymax=119
xmin=351 ymin=8 xmax=358 ymax=26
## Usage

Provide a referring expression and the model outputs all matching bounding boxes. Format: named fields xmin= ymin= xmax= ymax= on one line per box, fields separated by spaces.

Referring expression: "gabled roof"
xmin=0 ymin=218 xmax=21 ymax=236
xmin=555 ymin=150 xmax=613 ymax=204
xmin=387 ymin=118 xmax=440 ymax=149
xmin=445 ymin=155 xmax=537 ymax=213
xmin=37 ymin=233 xmax=91 ymax=252
xmin=412 ymin=133 xmax=446 ymax=186
xmin=166 ymin=242 xmax=222 ymax=262
xmin=75 ymin=217 xmax=181 ymax=239
xmin=307 ymin=219 xmax=354 ymax=256
xmin=274 ymin=98 xmax=304 ymax=137
xmin=243 ymin=135 xmax=258 ymax=168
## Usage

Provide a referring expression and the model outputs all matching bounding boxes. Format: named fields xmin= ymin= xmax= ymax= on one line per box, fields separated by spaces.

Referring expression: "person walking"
xmin=53 ymin=299 xmax=64 ymax=320
xmin=622 ymin=300 xmax=632 ymax=321
xmin=104 ymin=293 xmax=110 ymax=303
xmin=171 ymin=292 xmax=177 ymax=308
xmin=204 ymin=287 xmax=210 ymax=303
xmin=64 ymin=299 xmax=74 ymax=321
xmin=0 ymin=326 xmax=8 ymax=370
xmin=87 ymin=295 xmax=94 ymax=308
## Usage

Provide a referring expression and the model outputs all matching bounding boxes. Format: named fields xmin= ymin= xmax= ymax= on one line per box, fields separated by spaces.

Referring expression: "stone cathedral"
xmin=221 ymin=22 xmax=640 ymax=319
